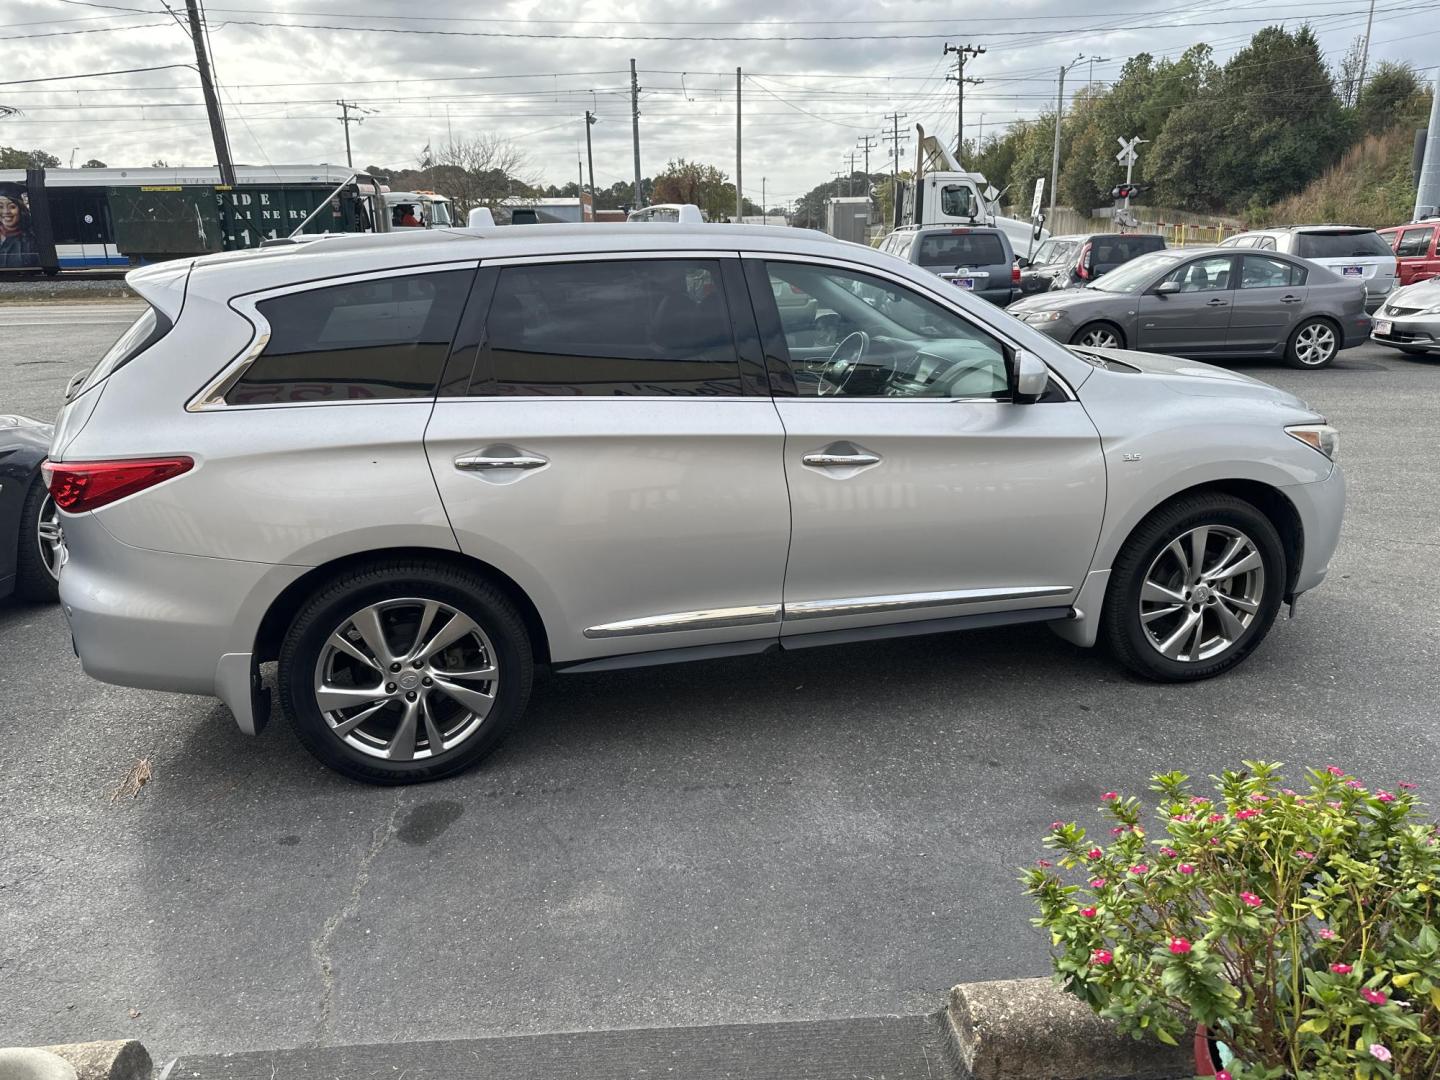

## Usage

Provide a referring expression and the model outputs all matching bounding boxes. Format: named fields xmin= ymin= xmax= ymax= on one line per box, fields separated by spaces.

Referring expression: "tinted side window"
xmin=917 ymin=233 xmax=1006 ymax=268
xmin=227 ymin=270 xmax=471 ymax=405
xmin=1240 ymin=255 xmax=1305 ymax=288
xmin=1396 ymin=228 xmax=1434 ymax=257
xmin=476 ymin=259 xmax=741 ymax=397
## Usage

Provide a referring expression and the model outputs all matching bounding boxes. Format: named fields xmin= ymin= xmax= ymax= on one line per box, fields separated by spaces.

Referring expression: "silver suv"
xmin=48 ymin=224 xmax=1345 ymax=784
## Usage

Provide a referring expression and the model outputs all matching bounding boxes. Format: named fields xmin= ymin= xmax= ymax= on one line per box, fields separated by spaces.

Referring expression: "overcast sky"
xmin=3 ymin=0 xmax=1437 ymax=206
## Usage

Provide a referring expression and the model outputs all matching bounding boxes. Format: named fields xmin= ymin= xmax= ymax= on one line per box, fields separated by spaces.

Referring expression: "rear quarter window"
xmin=226 ymin=269 xmax=473 ymax=405
xmin=71 ymin=305 xmax=172 ymax=401
xmin=1295 ymin=231 xmax=1394 ymax=259
xmin=1091 ymin=235 xmax=1164 ymax=267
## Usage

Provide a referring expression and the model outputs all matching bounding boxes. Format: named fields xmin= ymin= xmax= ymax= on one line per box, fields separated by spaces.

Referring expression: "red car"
xmin=1379 ymin=221 xmax=1440 ymax=286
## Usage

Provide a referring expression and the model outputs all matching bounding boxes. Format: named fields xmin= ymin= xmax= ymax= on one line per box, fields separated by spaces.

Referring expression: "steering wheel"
xmin=818 ymin=331 xmax=870 ymax=397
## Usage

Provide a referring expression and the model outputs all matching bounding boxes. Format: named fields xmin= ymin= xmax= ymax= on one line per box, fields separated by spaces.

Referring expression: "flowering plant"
xmin=1025 ymin=762 xmax=1440 ymax=1079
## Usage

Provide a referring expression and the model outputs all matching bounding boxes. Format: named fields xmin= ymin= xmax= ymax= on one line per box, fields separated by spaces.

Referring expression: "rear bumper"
xmin=59 ymin=511 xmax=303 ymax=726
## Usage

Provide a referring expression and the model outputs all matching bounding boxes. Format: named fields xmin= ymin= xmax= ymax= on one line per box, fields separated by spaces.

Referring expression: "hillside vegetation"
xmin=1259 ymin=124 xmax=1425 ymax=227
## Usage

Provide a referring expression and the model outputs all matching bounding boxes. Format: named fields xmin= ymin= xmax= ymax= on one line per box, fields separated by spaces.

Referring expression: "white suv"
xmin=1221 ymin=226 xmax=1397 ymax=311
xmin=47 ymin=224 xmax=1344 ymax=783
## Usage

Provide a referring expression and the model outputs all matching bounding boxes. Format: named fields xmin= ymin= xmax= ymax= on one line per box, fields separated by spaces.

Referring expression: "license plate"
xmin=1342 ymin=265 xmax=1364 ymax=277
xmin=1375 ymin=319 xmax=1392 ymax=335
xmin=953 ymin=277 xmax=975 ymax=290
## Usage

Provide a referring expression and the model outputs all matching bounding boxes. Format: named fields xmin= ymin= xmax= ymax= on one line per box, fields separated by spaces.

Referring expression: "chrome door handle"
xmin=455 ymin=454 xmax=548 ymax=471
xmin=802 ymin=452 xmax=881 ymax=468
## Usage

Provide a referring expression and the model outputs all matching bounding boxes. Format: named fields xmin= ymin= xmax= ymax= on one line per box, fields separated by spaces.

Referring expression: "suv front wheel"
xmin=277 ymin=559 xmax=533 ymax=784
xmin=1101 ymin=494 xmax=1285 ymax=682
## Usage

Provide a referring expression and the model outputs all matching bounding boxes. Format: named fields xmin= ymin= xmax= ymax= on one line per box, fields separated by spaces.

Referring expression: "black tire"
xmin=277 ymin=559 xmax=533 ymax=784
xmin=1284 ymin=317 xmax=1340 ymax=369
xmin=1069 ymin=321 xmax=1127 ymax=350
xmin=1101 ymin=494 xmax=1286 ymax=683
xmin=13 ymin=476 xmax=60 ymax=604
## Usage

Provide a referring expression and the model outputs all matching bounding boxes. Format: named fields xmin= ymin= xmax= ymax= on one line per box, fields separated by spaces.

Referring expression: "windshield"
xmin=1087 ymin=251 xmax=1183 ymax=293
xmin=430 ymin=202 xmax=452 ymax=225
xmin=1295 ymin=230 xmax=1393 ymax=259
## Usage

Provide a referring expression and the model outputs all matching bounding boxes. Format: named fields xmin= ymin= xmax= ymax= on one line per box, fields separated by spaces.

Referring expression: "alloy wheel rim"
xmin=1295 ymin=323 xmax=1336 ymax=365
xmin=312 ymin=597 xmax=499 ymax=761
xmin=36 ymin=494 xmax=63 ymax=581
xmin=1138 ymin=525 xmax=1265 ymax=663
xmin=1079 ymin=328 xmax=1119 ymax=348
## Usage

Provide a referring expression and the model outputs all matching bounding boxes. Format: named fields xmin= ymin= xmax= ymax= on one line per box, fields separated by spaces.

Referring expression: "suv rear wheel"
xmin=1101 ymin=494 xmax=1285 ymax=682
xmin=277 ymin=559 xmax=533 ymax=784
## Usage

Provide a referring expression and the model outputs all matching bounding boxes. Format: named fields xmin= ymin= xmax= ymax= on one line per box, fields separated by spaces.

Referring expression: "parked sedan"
xmin=1007 ymin=248 xmax=1371 ymax=368
xmin=1 ymin=414 xmax=61 ymax=603
xmin=1371 ymin=277 xmax=1440 ymax=356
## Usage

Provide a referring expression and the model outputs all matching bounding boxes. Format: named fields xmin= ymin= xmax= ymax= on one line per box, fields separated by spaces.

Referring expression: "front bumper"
xmin=1285 ymin=464 xmax=1346 ymax=598
xmin=59 ymin=510 xmax=304 ymax=729
xmin=1371 ymin=310 xmax=1440 ymax=353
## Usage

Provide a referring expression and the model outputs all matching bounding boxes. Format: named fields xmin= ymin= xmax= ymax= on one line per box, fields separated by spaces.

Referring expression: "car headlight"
xmin=1286 ymin=423 xmax=1339 ymax=461
xmin=1019 ymin=310 xmax=1065 ymax=324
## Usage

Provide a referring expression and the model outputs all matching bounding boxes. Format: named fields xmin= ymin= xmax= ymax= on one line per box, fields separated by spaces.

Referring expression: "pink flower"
xmin=1328 ymin=801 xmax=1345 ymax=810
xmin=1101 ymin=792 xmax=1118 ymax=801
xmin=1159 ymin=846 xmax=1178 ymax=858
xmin=1050 ymin=821 xmax=1065 ymax=831
xmin=1326 ymin=765 xmax=1345 ymax=776
xmin=1111 ymin=826 xmax=1127 ymax=836
xmin=1091 ymin=948 xmax=1113 ymax=965
xmin=1239 ymin=891 xmax=1263 ymax=908
xmin=1318 ymin=928 xmax=1337 ymax=940
xmin=1087 ymin=848 xmax=1103 ymax=860
xmin=1282 ymin=788 xmax=1297 ymax=796
xmin=1036 ymin=859 xmax=1052 ymax=868
xmin=1330 ymin=963 xmax=1353 ymax=974
xmin=1377 ymin=790 xmax=1396 ymax=803
xmin=1173 ymin=813 xmax=1193 ymax=822
xmin=1089 ymin=878 xmax=1107 ymax=888
xmin=1249 ymin=792 xmax=1269 ymax=802
xmin=1178 ymin=864 xmax=1196 ymax=875
xmin=1361 ymin=988 xmax=1388 ymax=1005
xmin=1345 ymin=780 xmax=1365 ymax=790
xmin=1398 ymin=781 xmax=1416 ymax=791
xmin=1370 ymin=1044 xmax=1392 ymax=1063
xmin=1235 ymin=809 xmax=1260 ymax=820
xmin=1190 ymin=796 xmax=1210 ymax=805
xmin=1130 ymin=864 xmax=1149 ymax=875
xmin=1169 ymin=937 xmax=1192 ymax=955
xmin=1216 ymin=1071 xmax=1232 ymax=1080
xmin=1209 ymin=837 xmax=1221 ymax=845
xmin=1208 ymin=813 xmax=1225 ymax=823
xmin=1295 ymin=850 xmax=1315 ymax=861
xmin=1080 ymin=907 xmax=1098 ymax=918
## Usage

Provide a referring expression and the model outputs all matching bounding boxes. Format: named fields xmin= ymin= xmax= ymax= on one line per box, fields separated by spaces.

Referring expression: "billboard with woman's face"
xmin=0 ymin=175 xmax=57 ymax=271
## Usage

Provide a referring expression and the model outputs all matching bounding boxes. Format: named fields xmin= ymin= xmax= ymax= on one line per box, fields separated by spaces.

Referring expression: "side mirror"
xmin=1154 ymin=279 xmax=1181 ymax=296
xmin=1014 ymin=350 xmax=1050 ymax=403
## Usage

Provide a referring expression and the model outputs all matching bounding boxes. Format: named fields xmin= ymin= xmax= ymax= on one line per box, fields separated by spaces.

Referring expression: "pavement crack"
xmin=309 ymin=792 xmax=403 ymax=1047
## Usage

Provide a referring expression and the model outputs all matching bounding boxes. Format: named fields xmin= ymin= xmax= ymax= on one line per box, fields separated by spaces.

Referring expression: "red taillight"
xmin=43 ymin=457 xmax=193 ymax=512
xmin=1076 ymin=241 xmax=1093 ymax=280
xmin=1012 ymin=264 xmax=1022 ymax=285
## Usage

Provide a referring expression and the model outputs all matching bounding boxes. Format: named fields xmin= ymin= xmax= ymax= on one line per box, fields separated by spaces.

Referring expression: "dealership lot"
xmin=1 ymin=304 xmax=1438 ymax=1061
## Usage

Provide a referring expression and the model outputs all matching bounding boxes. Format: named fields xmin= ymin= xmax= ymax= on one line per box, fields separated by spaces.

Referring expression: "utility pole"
xmin=183 ymin=0 xmax=235 ymax=187
xmin=882 ymin=112 xmax=907 ymax=178
xmin=847 ymin=152 xmax=857 ymax=196
xmin=336 ymin=100 xmax=359 ymax=169
xmin=1050 ymin=55 xmax=1087 ymax=221
xmin=584 ymin=110 xmax=597 ymax=196
xmin=630 ymin=58 xmax=643 ymax=208
xmin=857 ymin=134 xmax=876 ymax=184
xmin=1415 ymin=68 xmax=1440 ymax=220
xmin=944 ymin=42 xmax=986 ymax=161
xmin=977 ymin=113 xmax=985 ymax=148
xmin=1088 ymin=56 xmax=1111 ymax=94
xmin=736 ymin=67 xmax=743 ymax=221
xmin=1356 ymin=0 xmax=1377 ymax=101
xmin=761 ymin=176 xmax=766 ymax=218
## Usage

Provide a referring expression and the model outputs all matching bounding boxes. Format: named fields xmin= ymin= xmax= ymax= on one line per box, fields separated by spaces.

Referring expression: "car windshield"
xmin=1086 ymin=252 xmax=1184 ymax=293
xmin=1295 ymin=231 xmax=1393 ymax=259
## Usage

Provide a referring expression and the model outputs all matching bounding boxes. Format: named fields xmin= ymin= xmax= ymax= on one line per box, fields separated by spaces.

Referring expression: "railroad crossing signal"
xmin=1115 ymin=135 xmax=1146 ymax=166
xmin=983 ymin=184 xmax=1000 ymax=203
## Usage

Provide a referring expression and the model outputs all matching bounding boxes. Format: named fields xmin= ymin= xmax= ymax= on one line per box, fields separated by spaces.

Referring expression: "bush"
xmin=1025 ymin=762 xmax=1440 ymax=1079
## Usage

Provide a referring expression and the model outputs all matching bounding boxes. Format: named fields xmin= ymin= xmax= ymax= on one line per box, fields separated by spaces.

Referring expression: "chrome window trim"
xmin=478 ymin=249 xmax=741 ymax=268
xmin=186 ymin=260 xmax=480 ymax=412
xmin=745 ymin=249 xmax=1078 ymax=402
xmin=582 ymin=586 xmax=1074 ymax=638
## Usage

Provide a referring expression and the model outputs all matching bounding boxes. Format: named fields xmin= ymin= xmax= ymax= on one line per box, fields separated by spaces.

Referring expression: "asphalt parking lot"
xmin=1 ymin=301 xmax=1437 ymax=1063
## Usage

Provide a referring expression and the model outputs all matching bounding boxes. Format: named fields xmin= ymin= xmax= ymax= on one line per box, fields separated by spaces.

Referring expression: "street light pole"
xmin=1049 ymin=55 xmax=1086 ymax=221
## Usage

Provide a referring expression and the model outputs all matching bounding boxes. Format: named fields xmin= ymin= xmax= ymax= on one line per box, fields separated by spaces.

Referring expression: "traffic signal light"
xmin=1111 ymin=183 xmax=1144 ymax=200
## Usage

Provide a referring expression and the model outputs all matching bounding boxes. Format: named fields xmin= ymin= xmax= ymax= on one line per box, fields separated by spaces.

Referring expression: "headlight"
xmin=1020 ymin=310 xmax=1065 ymax=324
xmin=1286 ymin=423 xmax=1339 ymax=461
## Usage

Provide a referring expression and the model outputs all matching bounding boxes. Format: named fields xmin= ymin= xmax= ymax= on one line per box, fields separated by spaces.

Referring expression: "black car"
xmin=1018 ymin=232 xmax=1167 ymax=294
xmin=1 ymin=414 xmax=61 ymax=603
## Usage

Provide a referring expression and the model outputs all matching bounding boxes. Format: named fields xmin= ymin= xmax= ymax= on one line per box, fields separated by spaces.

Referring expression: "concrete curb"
xmin=34 ymin=1043 xmax=151 ymax=1080
xmin=946 ymin=978 xmax=1193 ymax=1080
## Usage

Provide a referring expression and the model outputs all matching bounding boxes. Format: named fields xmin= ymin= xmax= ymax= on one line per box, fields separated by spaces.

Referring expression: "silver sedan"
xmin=1006 ymin=247 xmax=1372 ymax=369
xmin=1371 ymin=277 xmax=1440 ymax=356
